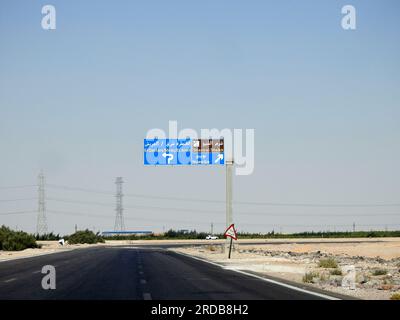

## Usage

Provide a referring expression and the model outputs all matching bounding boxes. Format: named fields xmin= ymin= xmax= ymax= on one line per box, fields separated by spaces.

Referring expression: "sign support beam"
xmin=228 ymin=237 xmax=233 ymax=259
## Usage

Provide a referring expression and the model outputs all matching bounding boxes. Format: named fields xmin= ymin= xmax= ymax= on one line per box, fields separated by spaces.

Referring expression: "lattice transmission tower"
xmin=114 ymin=177 xmax=125 ymax=232
xmin=36 ymin=171 xmax=48 ymax=234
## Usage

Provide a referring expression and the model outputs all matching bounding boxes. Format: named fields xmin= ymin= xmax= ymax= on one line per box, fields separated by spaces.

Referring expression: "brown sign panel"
xmin=192 ymin=139 xmax=224 ymax=153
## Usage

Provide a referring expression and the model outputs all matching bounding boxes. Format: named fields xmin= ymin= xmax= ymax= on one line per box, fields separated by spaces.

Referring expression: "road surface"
xmin=0 ymin=246 xmax=343 ymax=300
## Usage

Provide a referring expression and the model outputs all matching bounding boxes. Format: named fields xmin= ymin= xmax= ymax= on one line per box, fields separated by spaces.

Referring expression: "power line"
xmin=47 ymin=210 xmax=208 ymax=224
xmin=45 ymin=197 xmax=400 ymax=217
xmin=0 ymin=185 xmax=36 ymax=189
xmin=0 ymin=198 xmax=37 ymax=202
xmin=46 ymin=210 xmax=400 ymax=229
xmin=3 ymin=181 xmax=398 ymax=208
xmin=2 ymin=196 xmax=397 ymax=218
xmin=2 ymin=197 xmax=398 ymax=218
xmin=45 ymin=183 xmax=400 ymax=207
xmin=46 ymin=184 xmax=223 ymax=203
xmin=0 ymin=210 xmax=36 ymax=216
xmin=46 ymin=198 xmax=114 ymax=207
xmin=3 ymin=180 xmax=398 ymax=232
xmin=46 ymin=184 xmax=114 ymax=195
xmin=234 ymin=201 xmax=400 ymax=208
xmin=123 ymin=192 xmax=224 ymax=204
xmin=237 ymin=222 xmax=400 ymax=228
xmin=1 ymin=207 xmax=396 ymax=231
xmin=6 ymin=208 xmax=399 ymax=218
xmin=47 ymin=197 xmax=221 ymax=212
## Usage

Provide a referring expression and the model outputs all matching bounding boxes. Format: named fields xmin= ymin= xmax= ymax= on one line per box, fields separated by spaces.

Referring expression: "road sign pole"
xmin=225 ymin=159 xmax=234 ymax=253
xmin=228 ymin=237 xmax=233 ymax=259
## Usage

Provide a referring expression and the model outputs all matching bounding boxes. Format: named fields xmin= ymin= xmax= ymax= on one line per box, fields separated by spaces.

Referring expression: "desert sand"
xmin=171 ymin=238 xmax=400 ymax=300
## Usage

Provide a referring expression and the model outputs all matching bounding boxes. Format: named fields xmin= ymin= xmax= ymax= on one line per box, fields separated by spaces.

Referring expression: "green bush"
xmin=66 ymin=229 xmax=105 ymax=244
xmin=318 ymin=258 xmax=338 ymax=269
xmin=390 ymin=293 xmax=400 ymax=300
xmin=372 ymin=269 xmax=388 ymax=276
xmin=0 ymin=225 xmax=38 ymax=251
xmin=303 ymin=272 xmax=319 ymax=283
xmin=35 ymin=232 xmax=60 ymax=241
xmin=330 ymin=268 xmax=343 ymax=276
xmin=104 ymin=229 xmax=208 ymax=240
xmin=164 ymin=229 xmax=208 ymax=239
xmin=97 ymin=229 xmax=400 ymax=241
xmin=235 ymin=230 xmax=400 ymax=239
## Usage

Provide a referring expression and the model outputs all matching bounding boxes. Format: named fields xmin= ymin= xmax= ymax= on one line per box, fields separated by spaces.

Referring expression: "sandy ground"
xmin=242 ymin=239 xmax=400 ymax=260
xmin=171 ymin=238 xmax=400 ymax=300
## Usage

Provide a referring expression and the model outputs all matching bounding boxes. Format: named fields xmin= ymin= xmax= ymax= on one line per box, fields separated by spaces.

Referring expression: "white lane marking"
xmin=140 ymin=279 xmax=147 ymax=284
xmin=172 ymin=251 xmax=340 ymax=301
xmin=32 ymin=270 xmax=41 ymax=274
xmin=4 ymin=278 xmax=17 ymax=283
xmin=139 ymin=271 xmax=144 ymax=275
xmin=143 ymin=293 xmax=152 ymax=300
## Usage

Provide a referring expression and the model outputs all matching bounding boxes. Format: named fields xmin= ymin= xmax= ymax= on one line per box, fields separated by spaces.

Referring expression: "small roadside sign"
xmin=224 ymin=224 xmax=237 ymax=259
xmin=224 ymin=224 xmax=237 ymax=240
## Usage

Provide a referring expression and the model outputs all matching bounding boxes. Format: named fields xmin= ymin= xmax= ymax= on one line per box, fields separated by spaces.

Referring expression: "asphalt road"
xmin=0 ymin=246 xmax=341 ymax=300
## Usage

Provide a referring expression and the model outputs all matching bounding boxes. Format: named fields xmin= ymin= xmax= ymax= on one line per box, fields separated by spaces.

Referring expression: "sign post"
xmin=228 ymin=237 xmax=233 ymax=259
xmin=225 ymin=159 xmax=234 ymax=253
xmin=224 ymin=224 xmax=237 ymax=259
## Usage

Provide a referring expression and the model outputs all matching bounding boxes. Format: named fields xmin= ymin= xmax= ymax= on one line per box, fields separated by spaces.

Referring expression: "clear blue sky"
xmin=1 ymin=0 xmax=399 ymax=235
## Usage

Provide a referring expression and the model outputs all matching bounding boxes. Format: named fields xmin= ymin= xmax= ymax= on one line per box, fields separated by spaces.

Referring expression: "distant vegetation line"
xmin=1 ymin=226 xmax=400 ymax=252
xmin=235 ymin=230 xmax=400 ymax=239
xmin=92 ymin=229 xmax=400 ymax=240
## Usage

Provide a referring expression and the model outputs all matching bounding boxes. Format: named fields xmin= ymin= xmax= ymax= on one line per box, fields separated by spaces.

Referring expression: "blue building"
xmin=102 ymin=231 xmax=153 ymax=237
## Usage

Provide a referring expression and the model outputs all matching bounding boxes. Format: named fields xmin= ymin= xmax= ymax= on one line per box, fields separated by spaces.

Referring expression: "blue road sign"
xmin=144 ymin=138 xmax=224 ymax=166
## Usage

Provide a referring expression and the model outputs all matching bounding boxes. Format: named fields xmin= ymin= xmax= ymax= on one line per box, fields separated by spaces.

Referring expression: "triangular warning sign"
xmin=224 ymin=224 xmax=238 ymax=240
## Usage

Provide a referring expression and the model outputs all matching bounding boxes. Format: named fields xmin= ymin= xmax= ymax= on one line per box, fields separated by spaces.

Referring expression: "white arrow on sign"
xmin=215 ymin=154 xmax=224 ymax=163
xmin=162 ymin=152 xmax=174 ymax=164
